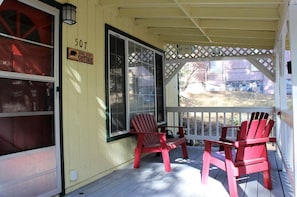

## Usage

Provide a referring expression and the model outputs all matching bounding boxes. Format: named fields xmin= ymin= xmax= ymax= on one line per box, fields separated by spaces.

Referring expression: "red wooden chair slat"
xmin=130 ymin=114 xmax=188 ymax=172
xmin=202 ymin=118 xmax=275 ymax=197
xmin=219 ymin=112 xmax=270 ymax=151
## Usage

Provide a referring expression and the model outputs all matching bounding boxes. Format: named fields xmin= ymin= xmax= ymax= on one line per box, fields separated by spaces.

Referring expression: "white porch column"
xmin=274 ymin=34 xmax=286 ymax=170
xmin=274 ymin=28 xmax=287 ymax=110
xmin=288 ymin=1 xmax=297 ymax=195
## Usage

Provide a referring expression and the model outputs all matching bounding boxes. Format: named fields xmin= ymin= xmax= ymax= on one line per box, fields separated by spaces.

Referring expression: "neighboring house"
xmin=209 ymin=59 xmax=274 ymax=94
xmin=182 ymin=59 xmax=290 ymax=95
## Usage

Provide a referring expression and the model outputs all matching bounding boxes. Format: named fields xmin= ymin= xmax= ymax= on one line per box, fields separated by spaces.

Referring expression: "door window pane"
xmin=0 ymin=0 xmax=55 ymax=155
xmin=0 ymin=115 xmax=54 ymax=155
xmin=0 ymin=79 xmax=54 ymax=113
xmin=0 ymin=38 xmax=53 ymax=76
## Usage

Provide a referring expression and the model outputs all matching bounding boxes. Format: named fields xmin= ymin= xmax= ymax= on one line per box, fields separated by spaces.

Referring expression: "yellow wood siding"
xmin=57 ymin=0 xmax=164 ymax=193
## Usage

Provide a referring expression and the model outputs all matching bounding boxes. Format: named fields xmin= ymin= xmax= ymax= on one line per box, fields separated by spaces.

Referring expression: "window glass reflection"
xmin=128 ymin=41 xmax=155 ymax=117
xmin=0 ymin=37 xmax=53 ymax=76
xmin=0 ymin=115 xmax=54 ymax=156
xmin=0 ymin=79 xmax=54 ymax=113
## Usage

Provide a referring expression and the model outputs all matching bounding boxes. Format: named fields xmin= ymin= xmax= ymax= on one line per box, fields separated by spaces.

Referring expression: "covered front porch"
xmin=1 ymin=0 xmax=297 ymax=196
xmin=63 ymin=0 xmax=296 ymax=196
xmin=66 ymin=146 xmax=292 ymax=197
xmin=62 ymin=0 xmax=297 ymax=195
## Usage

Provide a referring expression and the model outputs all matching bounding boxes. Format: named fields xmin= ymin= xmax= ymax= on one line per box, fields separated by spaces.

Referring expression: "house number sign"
xmin=67 ymin=47 xmax=94 ymax=65
xmin=75 ymin=38 xmax=87 ymax=49
xmin=67 ymin=38 xmax=93 ymax=65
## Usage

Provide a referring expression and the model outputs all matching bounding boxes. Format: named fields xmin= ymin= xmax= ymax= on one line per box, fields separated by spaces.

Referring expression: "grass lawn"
xmin=180 ymin=91 xmax=292 ymax=109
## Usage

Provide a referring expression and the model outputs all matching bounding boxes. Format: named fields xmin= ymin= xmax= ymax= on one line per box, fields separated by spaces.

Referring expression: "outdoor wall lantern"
xmin=62 ymin=3 xmax=76 ymax=25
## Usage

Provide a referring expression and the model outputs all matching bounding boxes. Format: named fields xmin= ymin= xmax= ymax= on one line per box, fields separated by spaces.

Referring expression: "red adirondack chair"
xmin=219 ymin=112 xmax=270 ymax=151
xmin=201 ymin=119 xmax=275 ymax=197
xmin=130 ymin=113 xmax=188 ymax=172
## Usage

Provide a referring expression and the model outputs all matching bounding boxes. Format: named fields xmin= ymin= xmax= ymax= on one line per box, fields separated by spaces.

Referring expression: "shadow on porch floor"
xmin=65 ymin=146 xmax=293 ymax=197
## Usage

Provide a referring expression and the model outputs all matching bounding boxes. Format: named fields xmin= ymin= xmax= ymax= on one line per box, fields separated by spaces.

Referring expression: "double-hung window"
xmin=105 ymin=25 xmax=165 ymax=141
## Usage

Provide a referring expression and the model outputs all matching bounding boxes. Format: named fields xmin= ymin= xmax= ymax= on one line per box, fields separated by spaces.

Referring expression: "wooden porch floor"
xmin=65 ymin=146 xmax=293 ymax=197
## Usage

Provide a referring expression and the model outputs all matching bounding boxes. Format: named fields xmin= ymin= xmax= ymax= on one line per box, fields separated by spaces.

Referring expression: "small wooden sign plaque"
xmin=67 ymin=47 xmax=94 ymax=65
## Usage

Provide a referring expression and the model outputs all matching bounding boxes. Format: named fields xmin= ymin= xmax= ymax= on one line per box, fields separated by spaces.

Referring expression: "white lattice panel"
xmin=164 ymin=44 xmax=274 ymax=81
xmin=165 ymin=62 xmax=181 ymax=80
xmin=165 ymin=44 xmax=273 ymax=59
xmin=256 ymin=57 xmax=274 ymax=74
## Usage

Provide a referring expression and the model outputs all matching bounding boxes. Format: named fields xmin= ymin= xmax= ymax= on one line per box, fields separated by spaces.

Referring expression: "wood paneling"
xmin=58 ymin=0 xmax=163 ymax=193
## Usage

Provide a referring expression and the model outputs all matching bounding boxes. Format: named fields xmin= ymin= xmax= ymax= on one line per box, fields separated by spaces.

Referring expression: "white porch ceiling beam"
xmin=148 ymin=27 xmax=204 ymax=36
xmin=118 ymin=7 xmax=279 ymax=20
xmin=205 ymin=29 xmax=276 ymax=39
xmin=178 ymin=0 xmax=282 ymax=5
xmin=150 ymin=28 xmax=276 ymax=40
xmin=135 ymin=19 xmax=194 ymax=28
xmin=200 ymin=20 xmax=277 ymax=31
xmin=100 ymin=0 xmax=283 ymax=7
xmin=100 ymin=0 xmax=284 ymax=50
xmin=135 ymin=18 xmax=278 ymax=31
xmin=159 ymin=35 xmax=209 ymax=42
xmin=173 ymin=0 xmax=212 ymax=43
xmin=189 ymin=7 xmax=279 ymax=20
xmin=100 ymin=0 xmax=173 ymax=7
xmin=118 ymin=8 xmax=185 ymax=18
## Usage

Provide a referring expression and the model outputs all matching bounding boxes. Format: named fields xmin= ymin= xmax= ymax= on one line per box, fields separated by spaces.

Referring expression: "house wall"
xmin=57 ymin=0 xmax=164 ymax=193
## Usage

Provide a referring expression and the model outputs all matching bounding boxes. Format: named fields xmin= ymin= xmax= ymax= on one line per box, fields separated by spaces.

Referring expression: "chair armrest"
xmin=218 ymin=137 xmax=236 ymax=151
xmin=219 ymin=138 xmax=236 ymax=143
xmin=204 ymin=139 xmax=234 ymax=155
xmin=159 ymin=125 xmax=185 ymax=137
xmin=204 ymin=139 xmax=233 ymax=147
xmin=234 ymin=137 xmax=270 ymax=147
xmin=130 ymin=131 xmax=165 ymax=136
xmin=158 ymin=125 xmax=184 ymax=131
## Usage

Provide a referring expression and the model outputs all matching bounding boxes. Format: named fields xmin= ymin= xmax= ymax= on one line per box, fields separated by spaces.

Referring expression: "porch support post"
xmin=288 ymin=1 xmax=297 ymax=195
xmin=274 ymin=28 xmax=286 ymax=172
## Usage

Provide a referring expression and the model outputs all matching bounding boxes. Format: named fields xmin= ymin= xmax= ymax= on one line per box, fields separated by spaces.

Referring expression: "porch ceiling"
xmin=100 ymin=0 xmax=286 ymax=50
